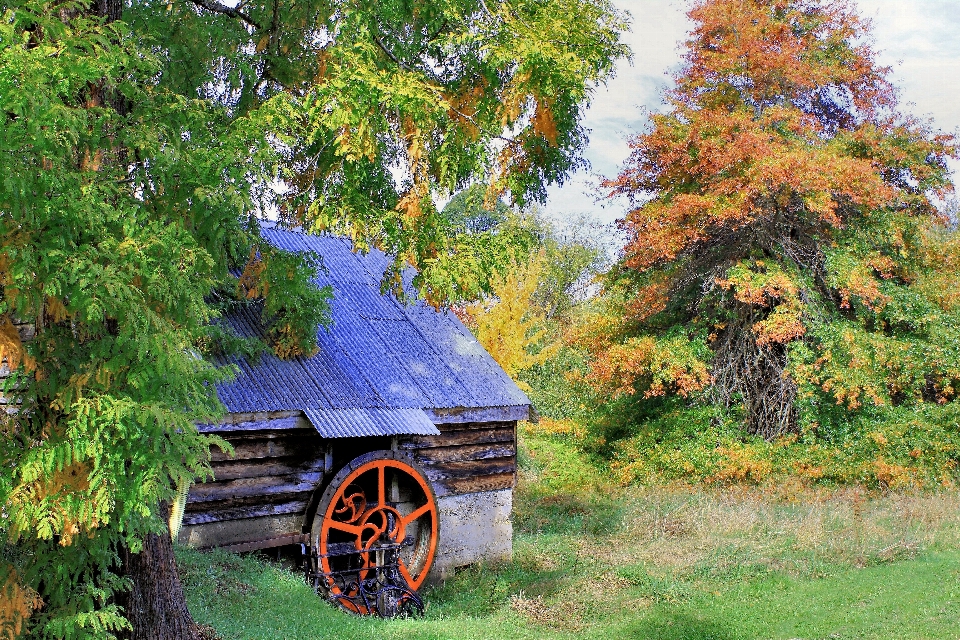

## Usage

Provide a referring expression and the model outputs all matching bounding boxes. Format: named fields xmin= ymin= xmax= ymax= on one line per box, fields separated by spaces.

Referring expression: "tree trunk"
xmin=120 ymin=502 xmax=200 ymax=640
xmin=80 ymin=1 xmax=201 ymax=636
xmin=711 ymin=313 xmax=799 ymax=440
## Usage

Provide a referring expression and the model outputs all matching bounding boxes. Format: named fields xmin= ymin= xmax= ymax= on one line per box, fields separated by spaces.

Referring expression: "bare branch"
xmin=186 ymin=0 xmax=261 ymax=30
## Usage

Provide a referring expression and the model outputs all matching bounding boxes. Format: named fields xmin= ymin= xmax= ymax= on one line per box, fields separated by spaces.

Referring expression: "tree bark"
xmin=80 ymin=2 xmax=202 ymax=636
xmin=119 ymin=502 xmax=200 ymax=640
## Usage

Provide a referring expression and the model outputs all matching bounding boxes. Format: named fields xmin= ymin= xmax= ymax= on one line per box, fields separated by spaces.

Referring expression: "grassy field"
xmin=179 ymin=429 xmax=960 ymax=640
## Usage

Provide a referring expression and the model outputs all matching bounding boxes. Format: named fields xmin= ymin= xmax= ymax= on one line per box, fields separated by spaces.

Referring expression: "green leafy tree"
xmin=0 ymin=0 xmax=628 ymax=637
xmin=594 ymin=0 xmax=958 ymax=440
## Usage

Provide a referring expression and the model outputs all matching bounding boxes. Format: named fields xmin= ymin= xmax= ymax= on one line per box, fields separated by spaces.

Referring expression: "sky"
xmin=544 ymin=0 xmax=960 ymax=227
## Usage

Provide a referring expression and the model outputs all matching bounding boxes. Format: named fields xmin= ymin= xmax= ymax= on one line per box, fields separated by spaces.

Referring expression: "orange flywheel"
xmin=308 ymin=450 xmax=438 ymax=616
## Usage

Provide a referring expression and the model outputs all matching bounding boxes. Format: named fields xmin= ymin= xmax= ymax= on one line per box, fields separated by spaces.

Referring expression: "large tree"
xmin=593 ymin=0 xmax=958 ymax=439
xmin=0 ymin=0 xmax=627 ymax=637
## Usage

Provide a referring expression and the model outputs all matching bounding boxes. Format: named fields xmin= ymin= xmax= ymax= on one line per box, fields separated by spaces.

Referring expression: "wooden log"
xmin=427 ymin=419 xmax=515 ymax=432
xmin=210 ymin=434 xmax=324 ymax=462
xmin=411 ymin=443 xmax=515 ymax=464
xmin=210 ymin=457 xmax=326 ymax=481
xmin=187 ymin=472 xmax=322 ymax=503
xmin=182 ymin=499 xmax=310 ymax=526
xmin=183 ymin=489 xmax=311 ymax=513
xmin=220 ymin=410 xmax=301 ymax=424
xmin=424 ymin=406 xmax=528 ymax=424
xmin=399 ymin=426 xmax=514 ymax=450
xmin=216 ymin=533 xmax=309 ymax=554
xmin=435 ymin=473 xmax=515 ymax=496
xmin=421 ymin=457 xmax=516 ymax=482
xmin=199 ymin=415 xmax=312 ymax=433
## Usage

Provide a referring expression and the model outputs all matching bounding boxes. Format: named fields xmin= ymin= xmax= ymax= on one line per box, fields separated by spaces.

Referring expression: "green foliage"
xmin=196 ymin=325 xmax=267 ymax=364
xmin=437 ymin=185 xmax=608 ymax=306
xmin=587 ymin=397 xmax=960 ymax=489
xmin=0 ymin=0 xmax=628 ymax=634
xmin=237 ymin=244 xmax=333 ymax=358
xmin=519 ymin=344 xmax=597 ymax=421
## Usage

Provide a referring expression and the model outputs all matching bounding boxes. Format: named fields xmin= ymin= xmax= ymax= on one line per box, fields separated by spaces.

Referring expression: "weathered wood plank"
xmin=421 ymin=457 xmax=516 ymax=482
xmin=210 ymin=433 xmax=324 ymax=462
xmin=217 ymin=533 xmax=309 ymax=554
xmin=400 ymin=426 xmax=514 ymax=450
xmin=221 ymin=410 xmax=301 ymax=424
xmin=411 ymin=443 xmax=515 ymax=464
xmin=182 ymin=499 xmax=310 ymax=526
xmin=184 ymin=489 xmax=312 ymax=513
xmin=426 ymin=420 xmax=515 ymax=432
xmin=210 ymin=457 xmax=326 ymax=481
xmin=188 ymin=472 xmax=322 ymax=503
xmin=434 ymin=473 xmax=515 ymax=497
xmin=425 ymin=406 xmax=528 ymax=424
xmin=199 ymin=415 xmax=312 ymax=433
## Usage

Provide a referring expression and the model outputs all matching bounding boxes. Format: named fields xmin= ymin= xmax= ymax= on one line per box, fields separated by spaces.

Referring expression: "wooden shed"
xmin=178 ymin=224 xmax=530 ymax=608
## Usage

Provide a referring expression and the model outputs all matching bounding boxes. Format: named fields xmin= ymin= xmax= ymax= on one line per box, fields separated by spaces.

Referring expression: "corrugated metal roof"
xmin=212 ymin=223 xmax=530 ymax=436
xmin=303 ymin=408 xmax=440 ymax=438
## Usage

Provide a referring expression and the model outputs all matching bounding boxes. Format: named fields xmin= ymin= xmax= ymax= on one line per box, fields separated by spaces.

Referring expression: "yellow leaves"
xmin=256 ymin=35 xmax=270 ymax=53
xmin=837 ymin=266 xmax=890 ymax=313
xmin=237 ymin=247 xmax=266 ymax=300
xmin=8 ymin=462 xmax=98 ymax=547
xmin=868 ymin=431 xmax=888 ymax=447
xmin=0 ymin=315 xmax=34 ymax=373
xmin=871 ymin=456 xmax=920 ymax=490
xmin=462 ymin=253 xmax=556 ymax=379
xmin=1 ymin=570 xmax=43 ymax=640
xmin=524 ymin=417 xmax=586 ymax=440
xmin=532 ymin=95 xmax=559 ymax=146
xmin=44 ymin=296 xmax=70 ymax=324
xmin=396 ymin=189 xmax=425 ymax=222
xmin=717 ymin=261 xmax=798 ymax=308
xmin=717 ymin=261 xmax=806 ymax=346
xmin=752 ymin=303 xmax=805 ymax=347
xmin=334 ymin=117 xmax=377 ymax=163
xmin=500 ymin=70 xmax=531 ymax=127
xmin=79 ymin=148 xmax=103 ymax=173
xmin=269 ymin=321 xmax=318 ymax=360
xmin=445 ymin=81 xmax=485 ymax=141
xmin=706 ymin=443 xmax=772 ymax=485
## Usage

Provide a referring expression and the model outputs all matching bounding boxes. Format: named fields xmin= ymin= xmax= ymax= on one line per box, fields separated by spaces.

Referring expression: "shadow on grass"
xmin=514 ymin=488 xmax=628 ymax=537
xmin=616 ymin=612 xmax=737 ymax=640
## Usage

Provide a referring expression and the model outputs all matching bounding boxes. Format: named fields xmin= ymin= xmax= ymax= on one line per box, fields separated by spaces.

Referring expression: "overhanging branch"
xmin=187 ymin=0 xmax=261 ymax=30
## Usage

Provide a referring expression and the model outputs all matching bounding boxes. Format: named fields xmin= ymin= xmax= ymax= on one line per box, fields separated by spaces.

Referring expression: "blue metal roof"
xmin=212 ymin=224 xmax=530 ymax=436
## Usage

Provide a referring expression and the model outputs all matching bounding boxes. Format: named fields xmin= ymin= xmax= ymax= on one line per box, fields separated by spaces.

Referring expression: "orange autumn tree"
xmin=596 ymin=0 xmax=959 ymax=439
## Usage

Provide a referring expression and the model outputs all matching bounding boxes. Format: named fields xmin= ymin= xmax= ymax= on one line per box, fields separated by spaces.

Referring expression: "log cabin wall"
xmin=180 ymin=411 xmax=328 ymax=550
xmin=181 ymin=413 xmax=518 ymax=563
xmin=398 ymin=420 xmax=517 ymax=498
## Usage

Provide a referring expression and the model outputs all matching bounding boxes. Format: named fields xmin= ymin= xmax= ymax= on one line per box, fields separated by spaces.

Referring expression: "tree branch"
xmin=187 ymin=0 xmax=261 ymax=30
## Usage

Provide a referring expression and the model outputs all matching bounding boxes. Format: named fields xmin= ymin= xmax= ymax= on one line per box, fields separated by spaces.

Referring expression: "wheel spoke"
xmin=377 ymin=462 xmax=385 ymax=507
xmin=397 ymin=557 xmax=415 ymax=588
xmin=325 ymin=520 xmax=363 ymax=536
xmin=400 ymin=502 xmax=433 ymax=527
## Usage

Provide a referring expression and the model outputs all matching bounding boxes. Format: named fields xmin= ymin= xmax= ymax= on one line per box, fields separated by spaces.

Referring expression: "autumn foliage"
xmin=594 ymin=0 xmax=959 ymax=439
xmin=460 ymin=253 xmax=558 ymax=382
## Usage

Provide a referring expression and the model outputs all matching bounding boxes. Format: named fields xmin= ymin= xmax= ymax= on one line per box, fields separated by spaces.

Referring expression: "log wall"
xmin=181 ymin=413 xmax=517 ymax=550
xmin=183 ymin=412 xmax=328 ymax=529
xmin=399 ymin=421 xmax=517 ymax=497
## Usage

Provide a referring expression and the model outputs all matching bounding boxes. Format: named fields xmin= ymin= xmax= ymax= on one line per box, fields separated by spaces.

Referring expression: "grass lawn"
xmin=179 ymin=430 xmax=960 ymax=640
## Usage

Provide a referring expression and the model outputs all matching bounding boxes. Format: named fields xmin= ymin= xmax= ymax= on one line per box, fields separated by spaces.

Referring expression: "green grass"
xmin=179 ymin=429 xmax=960 ymax=640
